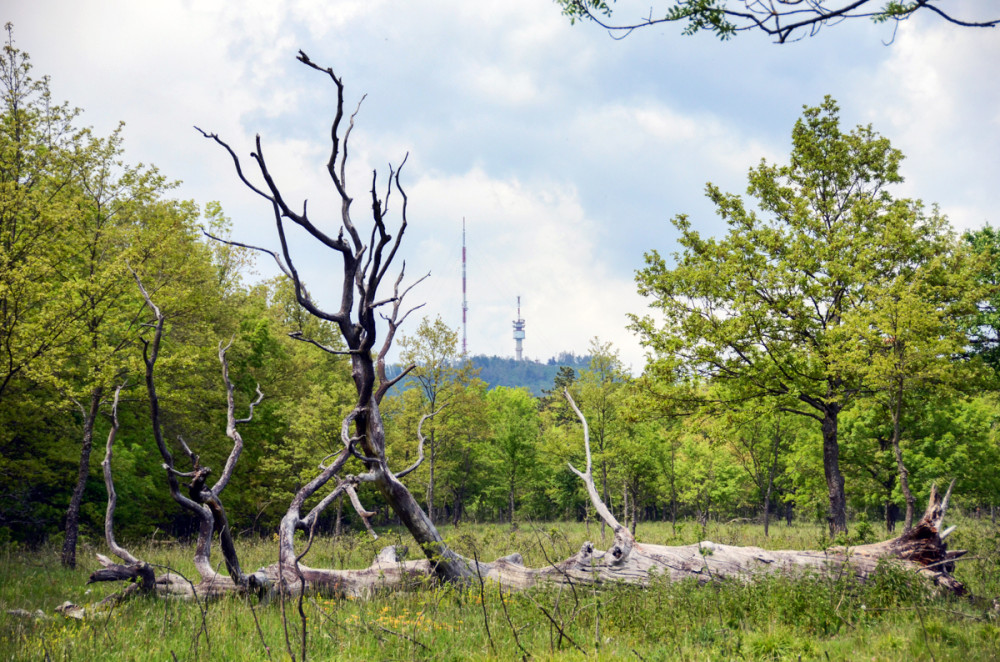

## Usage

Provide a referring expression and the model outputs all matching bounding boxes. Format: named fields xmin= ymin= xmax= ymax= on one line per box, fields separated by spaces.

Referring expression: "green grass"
xmin=2 ymin=517 xmax=998 ymax=661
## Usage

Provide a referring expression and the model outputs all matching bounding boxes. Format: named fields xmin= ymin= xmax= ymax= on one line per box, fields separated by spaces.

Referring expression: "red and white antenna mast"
xmin=462 ymin=218 xmax=468 ymax=357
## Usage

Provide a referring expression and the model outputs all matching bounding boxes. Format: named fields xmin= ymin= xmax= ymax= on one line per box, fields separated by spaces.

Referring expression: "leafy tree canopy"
xmin=630 ymin=96 xmax=976 ymax=531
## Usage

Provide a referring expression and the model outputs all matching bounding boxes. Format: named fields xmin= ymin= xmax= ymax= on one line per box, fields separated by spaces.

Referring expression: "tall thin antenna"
xmin=462 ymin=218 xmax=468 ymax=357
xmin=513 ymin=296 xmax=525 ymax=361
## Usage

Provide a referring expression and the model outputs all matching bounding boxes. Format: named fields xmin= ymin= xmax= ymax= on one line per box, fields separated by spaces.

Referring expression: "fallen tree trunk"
xmin=86 ymin=481 xmax=965 ymax=602
xmin=88 ymin=393 xmax=967 ymax=602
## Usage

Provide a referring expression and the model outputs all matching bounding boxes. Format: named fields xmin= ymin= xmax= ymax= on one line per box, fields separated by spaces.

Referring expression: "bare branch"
xmin=562 ymin=0 xmax=997 ymax=44
xmin=194 ymin=127 xmax=274 ymax=202
xmin=345 ymin=483 xmax=378 ymax=539
xmin=201 ymin=227 xmax=293 ymax=280
xmin=564 ymin=390 xmax=634 ymax=563
xmin=395 ymin=404 xmax=447 ymax=479
xmin=374 ymin=267 xmax=430 ymax=402
xmin=377 ymin=363 xmax=415 ymax=403
xmin=213 ymin=339 xmax=264 ymax=496
xmin=100 ymin=383 xmax=144 ymax=568
xmin=176 ymin=436 xmax=198 ymax=466
xmin=288 ymin=330 xmax=358 ymax=355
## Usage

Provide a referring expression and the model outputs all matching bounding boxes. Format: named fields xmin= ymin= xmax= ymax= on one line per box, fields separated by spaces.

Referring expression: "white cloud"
xmin=461 ymin=64 xmax=541 ymax=106
xmin=400 ymin=168 xmax=647 ymax=370
xmin=849 ymin=12 xmax=1000 ymax=231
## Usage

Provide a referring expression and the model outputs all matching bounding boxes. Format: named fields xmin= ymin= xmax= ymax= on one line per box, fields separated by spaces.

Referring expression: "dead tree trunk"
xmin=88 ymin=383 xmax=156 ymax=594
xmin=90 ymin=275 xmax=263 ymax=595
xmin=198 ymin=51 xmax=477 ymax=585
xmin=88 ymin=386 xmax=967 ymax=603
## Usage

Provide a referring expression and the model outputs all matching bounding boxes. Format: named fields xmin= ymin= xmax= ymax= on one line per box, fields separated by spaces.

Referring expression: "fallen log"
xmin=84 ymin=481 xmax=966 ymax=602
xmin=87 ymin=394 xmax=966 ymax=602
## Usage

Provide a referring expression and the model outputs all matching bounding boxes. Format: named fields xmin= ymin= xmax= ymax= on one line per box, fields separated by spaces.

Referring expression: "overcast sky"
xmin=7 ymin=1 xmax=999 ymax=371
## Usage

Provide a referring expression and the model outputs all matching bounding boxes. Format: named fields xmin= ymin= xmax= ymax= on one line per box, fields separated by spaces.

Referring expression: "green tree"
xmin=723 ymin=402 xmax=799 ymax=536
xmin=434 ymin=377 xmax=491 ymax=525
xmin=397 ymin=315 xmax=476 ymax=523
xmin=53 ymin=129 xmax=213 ymax=567
xmin=843 ymin=392 xmax=1000 ymax=528
xmin=558 ymin=1 xmax=998 ymax=43
xmin=0 ymin=24 xmax=84 ymax=403
xmin=0 ymin=28 xmax=231 ymax=563
xmin=674 ymin=419 xmax=744 ymax=533
xmin=485 ymin=386 xmax=540 ymax=522
xmin=963 ymin=225 xmax=1000 ymax=372
xmin=839 ymin=234 xmax=982 ymax=530
xmin=632 ymin=97 xmax=963 ymax=532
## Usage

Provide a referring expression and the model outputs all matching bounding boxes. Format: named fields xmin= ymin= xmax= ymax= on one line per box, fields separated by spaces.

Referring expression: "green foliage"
xmin=964 ymin=224 xmax=1000 ymax=372
xmin=484 ymin=386 xmax=541 ymax=520
xmin=3 ymin=31 xmax=1000 ymax=599
xmin=631 ymin=97 xmax=982 ymax=530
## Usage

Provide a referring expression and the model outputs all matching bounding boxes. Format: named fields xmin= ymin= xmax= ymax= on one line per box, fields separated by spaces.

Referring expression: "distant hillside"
xmin=386 ymin=353 xmax=590 ymax=397
xmin=468 ymin=353 xmax=590 ymax=396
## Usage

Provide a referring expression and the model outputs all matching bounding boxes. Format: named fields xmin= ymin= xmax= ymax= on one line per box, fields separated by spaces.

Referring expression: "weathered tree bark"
xmin=88 ymin=480 xmax=967 ymax=603
xmin=89 ymin=383 xmax=155 ymax=593
xmin=88 ymin=391 xmax=967 ymax=603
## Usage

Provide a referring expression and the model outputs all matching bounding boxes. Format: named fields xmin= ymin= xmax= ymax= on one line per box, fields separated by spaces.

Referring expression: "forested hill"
xmin=467 ymin=354 xmax=591 ymax=395
xmin=386 ymin=353 xmax=590 ymax=395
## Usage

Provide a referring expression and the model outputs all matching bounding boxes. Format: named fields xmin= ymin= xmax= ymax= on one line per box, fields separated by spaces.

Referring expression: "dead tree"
xmin=197 ymin=51 xmax=475 ymax=585
xmin=87 ymin=382 xmax=156 ymax=594
xmin=240 ymin=391 xmax=967 ymax=599
xmin=90 ymin=272 xmax=265 ymax=597
xmin=194 ymin=53 xmax=964 ymax=597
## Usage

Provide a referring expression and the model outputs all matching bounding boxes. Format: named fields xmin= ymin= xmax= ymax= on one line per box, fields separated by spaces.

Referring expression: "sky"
xmin=6 ymin=1 xmax=999 ymax=372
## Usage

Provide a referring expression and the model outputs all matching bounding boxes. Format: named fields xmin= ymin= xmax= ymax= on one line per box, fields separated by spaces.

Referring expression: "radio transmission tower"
xmin=462 ymin=219 xmax=468 ymax=357
xmin=513 ymin=296 xmax=525 ymax=361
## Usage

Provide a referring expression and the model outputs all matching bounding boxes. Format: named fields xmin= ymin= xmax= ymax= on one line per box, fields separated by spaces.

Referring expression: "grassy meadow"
xmin=2 ymin=517 xmax=999 ymax=661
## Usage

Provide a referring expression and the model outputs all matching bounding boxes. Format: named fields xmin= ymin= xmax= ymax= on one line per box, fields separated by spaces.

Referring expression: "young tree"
xmin=397 ymin=315 xmax=475 ymax=523
xmin=0 ymin=24 xmax=84 ymax=403
xmin=840 ymin=233 xmax=982 ymax=530
xmin=724 ymin=404 xmax=799 ymax=536
xmin=1 ymin=28 xmax=223 ymax=565
xmin=573 ymin=338 xmax=629 ymax=534
xmin=58 ymin=130 xmax=218 ymax=568
xmin=632 ymin=97 xmax=962 ymax=533
xmin=485 ymin=386 xmax=540 ymax=523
